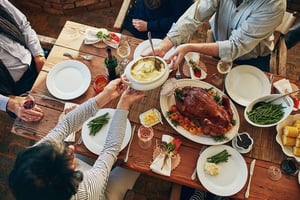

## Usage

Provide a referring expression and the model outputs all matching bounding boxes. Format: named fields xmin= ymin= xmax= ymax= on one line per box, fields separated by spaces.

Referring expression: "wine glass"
xmin=117 ymin=38 xmax=131 ymax=72
xmin=212 ymin=59 xmax=233 ymax=91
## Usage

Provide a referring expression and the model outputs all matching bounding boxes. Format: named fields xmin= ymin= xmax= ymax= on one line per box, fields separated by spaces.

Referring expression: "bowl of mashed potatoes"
xmin=122 ymin=56 xmax=170 ymax=91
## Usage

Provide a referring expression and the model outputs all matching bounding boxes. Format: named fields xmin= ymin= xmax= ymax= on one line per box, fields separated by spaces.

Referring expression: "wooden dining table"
xmin=11 ymin=21 xmax=300 ymax=200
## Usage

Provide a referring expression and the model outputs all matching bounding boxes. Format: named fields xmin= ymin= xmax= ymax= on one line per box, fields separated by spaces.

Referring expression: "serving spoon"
xmin=253 ymin=89 xmax=300 ymax=109
xmin=147 ymin=31 xmax=161 ymax=71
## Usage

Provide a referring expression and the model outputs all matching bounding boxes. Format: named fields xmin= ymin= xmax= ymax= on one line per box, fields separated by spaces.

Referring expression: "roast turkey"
xmin=174 ymin=86 xmax=233 ymax=136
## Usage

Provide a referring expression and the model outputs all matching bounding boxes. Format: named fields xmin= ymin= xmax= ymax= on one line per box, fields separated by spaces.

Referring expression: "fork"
xmin=63 ymin=52 xmax=93 ymax=61
xmin=175 ymin=67 xmax=182 ymax=79
xmin=191 ymin=145 xmax=207 ymax=180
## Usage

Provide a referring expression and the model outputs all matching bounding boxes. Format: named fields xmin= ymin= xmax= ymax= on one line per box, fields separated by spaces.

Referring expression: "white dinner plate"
xmin=46 ymin=60 xmax=91 ymax=100
xmin=134 ymin=39 xmax=174 ymax=59
xmin=225 ymin=65 xmax=271 ymax=106
xmin=160 ymin=79 xmax=240 ymax=145
xmin=197 ymin=145 xmax=248 ymax=196
xmin=81 ymin=108 xmax=131 ymax=155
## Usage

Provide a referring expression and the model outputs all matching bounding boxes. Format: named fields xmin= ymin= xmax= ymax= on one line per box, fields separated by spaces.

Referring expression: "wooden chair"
xmin=113 ymin=0 xmax=135 ymax=32
xmin=270 ymin=11 xmax=298 ymax=76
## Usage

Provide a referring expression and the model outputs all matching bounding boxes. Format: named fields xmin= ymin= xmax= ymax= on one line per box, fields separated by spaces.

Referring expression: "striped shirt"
xmin=38 ymin=98 xmax=129 ymax=200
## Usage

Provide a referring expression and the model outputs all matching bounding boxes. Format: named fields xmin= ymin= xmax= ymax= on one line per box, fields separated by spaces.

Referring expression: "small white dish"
xmin=139 ymin=108 xmax=162 ymax=127
xmin=184 ymin=52 xmax=207 ymax=80
xmin=231 ymin=132 xmax=253 ymax=154
xmin=103 ymin=32 xmax=121 ymax=49
xmin=244 ymin=94 xmax=294 ymax=127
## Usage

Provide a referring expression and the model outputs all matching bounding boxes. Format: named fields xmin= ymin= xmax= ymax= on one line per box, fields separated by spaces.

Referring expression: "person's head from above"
xmin=9 ymin=141 xmax=82 ymax=200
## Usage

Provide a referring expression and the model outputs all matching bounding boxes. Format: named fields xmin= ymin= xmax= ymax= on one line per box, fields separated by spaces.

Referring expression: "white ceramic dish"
xmin=184 ymin=52 xmax=207 ymax=80
xmin=139 ymin=108 xmax=162 ymax=127
xmin=275 ymin=114 xmax=300 ymax=162
xmin=160 ymin=79 xmax=240 ymax=145
xmin=134 ymin=39 xmax=175 ymax=59
xmin=225 ymin=65 xmax=271 ymax=106
xmin=81 ymin=108 xmax=131 ymax=155
xmin=46 ymin=60 xmax=91 ymax=100
xmin=244 ymin=94 xmax=294 ymax=127
xmin=231 ymin=132 xmax=253 ymax=154
xmin=122 ymin=56 xmax=170 ymax=91
xmin=197 ymin=145 xmax=248 ymax=196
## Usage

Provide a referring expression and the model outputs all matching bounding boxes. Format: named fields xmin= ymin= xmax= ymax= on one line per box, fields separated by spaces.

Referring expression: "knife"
xmin=124 ymin=125 xmax=136 ymax=163
xmin=245 ymin=159 xmax=256 ymax=198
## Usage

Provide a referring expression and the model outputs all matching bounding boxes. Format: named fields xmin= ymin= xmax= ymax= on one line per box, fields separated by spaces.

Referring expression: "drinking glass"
xmin=20 ymin=93 xmax=35 ymax=109
xmin=217 ymin=60 xmax=233 ymax=74
xmin=137 ymin=125 xmax=154 ymax=149
xmin=117 ymin=38 xmax=131 ymax=69
xmin=212 ymin=59 xmax=233 ymax=91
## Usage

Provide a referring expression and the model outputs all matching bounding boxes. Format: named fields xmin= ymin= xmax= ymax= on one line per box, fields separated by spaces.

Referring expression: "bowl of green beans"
xmin=244 ymin=94 xmax=294 ymax=127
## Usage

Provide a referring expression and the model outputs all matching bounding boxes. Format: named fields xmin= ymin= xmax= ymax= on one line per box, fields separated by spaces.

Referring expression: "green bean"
xmin=87 ymin=112 xmax=110 ymax=136
xmin=206 ymin=149 xmax=231 ymax=164
xmin=247 ymin=102 xmax=285 ymax=125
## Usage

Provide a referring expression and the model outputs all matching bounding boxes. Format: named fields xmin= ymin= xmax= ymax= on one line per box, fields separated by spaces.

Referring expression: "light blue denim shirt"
xmin=167 ymin=0 xmax=286 ymax=61
xmin=0 ymin=0 xmax=44 ymax=82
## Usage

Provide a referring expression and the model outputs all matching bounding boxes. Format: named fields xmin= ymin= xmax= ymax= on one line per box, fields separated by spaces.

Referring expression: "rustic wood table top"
xmin=11 ymin=21 xmax=300 ymax=200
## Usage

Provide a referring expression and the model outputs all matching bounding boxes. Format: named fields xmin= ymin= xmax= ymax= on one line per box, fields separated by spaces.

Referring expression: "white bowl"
xmin=231 ymin=132 xmax=254 ymax=154
xmin=244 ymin=94 xmax=294 ymax=127
xmin=275 ymin=114 xmax=300 ymax=162
xmin=122 ymin=56 xmax=170 ymax=91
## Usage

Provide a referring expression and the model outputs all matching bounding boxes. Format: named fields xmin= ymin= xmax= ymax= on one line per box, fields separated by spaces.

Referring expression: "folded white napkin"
xmin=150 ymin=153 xmax=172 ymax=176
xmin=84 ymin=28 xmax=102 ymax=44
xmin=273 ymin=79 xmax=293 ymax=94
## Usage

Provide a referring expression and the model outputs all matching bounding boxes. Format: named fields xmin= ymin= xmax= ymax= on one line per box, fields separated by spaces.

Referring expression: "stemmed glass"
xmin=211 ymin=59 xmax=233 ymax=91
xmin=117 ymin=37 xmax=131 ymax=73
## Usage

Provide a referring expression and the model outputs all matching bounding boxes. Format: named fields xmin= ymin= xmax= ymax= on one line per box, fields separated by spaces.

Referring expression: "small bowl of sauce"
xmin=232 ymin=132 xmax=254 ymax=154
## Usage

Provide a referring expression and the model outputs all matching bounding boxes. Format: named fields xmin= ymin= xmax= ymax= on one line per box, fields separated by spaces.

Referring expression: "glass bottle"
xmin=105 ymin=48 xmax=118 ymax=81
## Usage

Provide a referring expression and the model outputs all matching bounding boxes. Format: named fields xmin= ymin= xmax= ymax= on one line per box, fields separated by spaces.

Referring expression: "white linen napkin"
xmin=150 ymin=153 xmax=172 ymax=176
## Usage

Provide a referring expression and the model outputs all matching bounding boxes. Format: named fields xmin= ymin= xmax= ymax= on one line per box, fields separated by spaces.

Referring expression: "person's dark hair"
xmin=8 ymin=141 xmax=83 ymax=200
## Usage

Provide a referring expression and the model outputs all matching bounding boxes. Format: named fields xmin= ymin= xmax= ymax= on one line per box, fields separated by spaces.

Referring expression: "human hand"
xmin=34 ymin=55 xmax=46 ymax=73
xmin=117 ymin=88 xmax=146 ymax=110
xmin=7 ymin=96 xmax=43 ymax=122
xmin=165 ymin=44 xmax=189 ymax=70
xmin=95 ymin=78 xmax=127 ymax=106
xmin=141 ymin=37 xmax=174 ymax=58
xmin=132 ymin=19 xmax=148 ymax=32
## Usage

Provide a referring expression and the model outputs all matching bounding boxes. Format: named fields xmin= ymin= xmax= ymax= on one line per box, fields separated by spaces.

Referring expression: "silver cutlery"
xmin=124 ymin=125 xmax=136 ymax=163
xmin=191 ymin=145 xmax=207 ymax=180
xmin=147 ymin=32 xmax=161 ymax=71
xmin=175 ymin=67 xmax=182 ymax=79
xmin=245 ymin=159 xmax=256 ymax=198
xmin=77 ymin=135 xmax=83 ymax=145
xmin=40 ymin=94 xmax=66 ymax=104
xmin=63 ymin=52 xmax=93 ymax=61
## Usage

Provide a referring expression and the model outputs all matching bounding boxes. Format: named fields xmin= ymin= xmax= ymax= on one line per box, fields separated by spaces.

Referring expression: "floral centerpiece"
xmin=150 ymin=135 xmax=182 ymax=176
